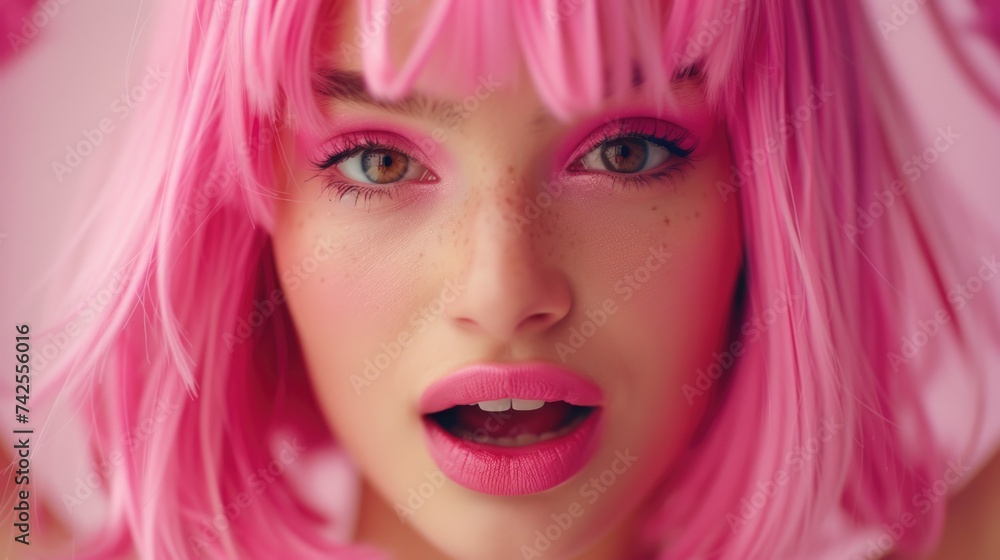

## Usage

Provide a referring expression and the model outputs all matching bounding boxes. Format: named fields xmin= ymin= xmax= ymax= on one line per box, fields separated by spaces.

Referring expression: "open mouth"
xmin=418 ymin=362 xmax=605 ymax=495
xmin=427 ymin=399 xmax=596 ymax=447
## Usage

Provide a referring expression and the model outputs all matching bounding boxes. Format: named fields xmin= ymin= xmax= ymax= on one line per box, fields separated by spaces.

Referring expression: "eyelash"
xmin=568 ymin=119 xmax=699 ymax=193
xmin=309 ymin=132 xmax=425 ymax=207
xmin=310 ymin=120 xmax=699 ymax=207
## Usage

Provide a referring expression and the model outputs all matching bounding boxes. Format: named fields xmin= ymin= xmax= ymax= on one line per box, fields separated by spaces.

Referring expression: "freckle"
xmin=663 ymin=216 xmax=671 ymax=226
xmin=651 ymin=206 xmax=658 ymax=211
xmin=319 ymin=277 xmax=325 ymax=284
xmin=694 ymin=211 xmax=700 ymax=217
xmin=508 ymin=165 xmax=514 ymax=174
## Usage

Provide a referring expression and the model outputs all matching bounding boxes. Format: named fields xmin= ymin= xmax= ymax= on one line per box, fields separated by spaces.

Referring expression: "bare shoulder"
xmin=892 ymin=448 xmax=1000 ymax=559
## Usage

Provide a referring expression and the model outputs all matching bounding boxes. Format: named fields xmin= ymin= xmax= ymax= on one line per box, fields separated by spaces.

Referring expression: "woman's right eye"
xmin=311 ymin=134 xmax=441 ymax=208
xmin=337 ymin=147 xmax=431 ymax=185
xmin=577 ymin=136 xmax=679 ymax=175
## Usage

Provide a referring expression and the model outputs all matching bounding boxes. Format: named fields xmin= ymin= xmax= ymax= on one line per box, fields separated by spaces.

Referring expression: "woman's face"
xmin=271 ymin=3 xmax=742 ymax=558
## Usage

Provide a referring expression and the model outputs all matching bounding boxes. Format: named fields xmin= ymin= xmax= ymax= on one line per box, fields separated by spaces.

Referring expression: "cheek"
xmin=631 ymin=153 xmax=740 ymax=391
xmin=565 ymin=161 xmax=740 ymax=375
xmin=554 ymin=139 xmax=741 ymax=476
xmin=644 ymin=160 xmax=741 ymax=440
xmin=269 ymin=208 xmax=416 ymax=416
xmin=626 ymin=137 xmax=740 ymax=367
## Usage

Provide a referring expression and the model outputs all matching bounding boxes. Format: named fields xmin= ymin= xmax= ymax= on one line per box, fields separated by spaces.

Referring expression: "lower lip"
xmin=421 ymin=409 xmax=603 ymax=496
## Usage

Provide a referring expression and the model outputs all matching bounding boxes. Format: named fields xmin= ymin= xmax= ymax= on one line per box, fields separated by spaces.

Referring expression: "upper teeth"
xmin=476 ymin=398 xmax=546 ymax=412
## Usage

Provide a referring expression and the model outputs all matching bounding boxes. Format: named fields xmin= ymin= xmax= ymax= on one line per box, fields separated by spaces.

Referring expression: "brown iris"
xmin=360 ymin=149 xmax=409 ymax=183
xmin=600 ymin=138 xmax=648 ymax=173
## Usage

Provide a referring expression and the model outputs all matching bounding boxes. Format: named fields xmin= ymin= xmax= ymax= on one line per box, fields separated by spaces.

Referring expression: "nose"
xmin=446 ymin=184 xmax=572 ymax=341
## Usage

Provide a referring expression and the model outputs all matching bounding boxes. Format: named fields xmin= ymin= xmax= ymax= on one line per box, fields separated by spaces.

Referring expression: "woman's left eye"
xmin=578 ymin=136 xmax=676 ymax=174
xmin=337 ymin=147 xmax=428 ymax=184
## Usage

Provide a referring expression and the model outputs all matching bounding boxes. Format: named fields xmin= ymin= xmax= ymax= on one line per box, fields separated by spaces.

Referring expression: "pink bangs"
xmin=348 ymin=0 xmax=753 ymax=118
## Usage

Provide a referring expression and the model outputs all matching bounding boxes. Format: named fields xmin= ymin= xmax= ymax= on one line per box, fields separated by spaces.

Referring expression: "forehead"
xmin=313 ymin=0 xmax=704 ymax=120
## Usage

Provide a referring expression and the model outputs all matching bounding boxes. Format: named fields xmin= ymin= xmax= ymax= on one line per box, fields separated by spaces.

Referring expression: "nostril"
xmin=520 ymin=312 xmax=558 ymax=329
xmin=453 ymin=312 xmax=559 ymax=336
xmin=446 ymin=266 xmax=573 ymax=338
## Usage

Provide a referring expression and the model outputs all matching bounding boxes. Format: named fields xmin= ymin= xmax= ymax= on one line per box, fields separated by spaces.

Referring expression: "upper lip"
xmin=419 ymin=362 xmax=604 ymax=414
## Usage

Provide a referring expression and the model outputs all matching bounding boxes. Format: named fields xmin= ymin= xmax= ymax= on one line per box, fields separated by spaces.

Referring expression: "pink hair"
xmin=1 ymin=0 xmax=40 ymax=62
xmin=32 ymin=0 xmax=1000 ymax=558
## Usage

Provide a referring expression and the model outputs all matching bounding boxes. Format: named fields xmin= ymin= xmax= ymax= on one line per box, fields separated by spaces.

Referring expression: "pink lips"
xmin=420 ymin=362 xmax=604 ymax=496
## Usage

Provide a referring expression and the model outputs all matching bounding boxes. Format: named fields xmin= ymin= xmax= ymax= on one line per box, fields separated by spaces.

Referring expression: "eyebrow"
xmin=311 ymin=63 xmax=704 ymax=125
xmin=312 ymin=67 xmax=459 ymax=123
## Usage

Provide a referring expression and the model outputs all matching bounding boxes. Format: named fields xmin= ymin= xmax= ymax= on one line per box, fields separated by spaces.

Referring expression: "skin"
xmin=269 ymin=1 xmax=742 ymax=558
